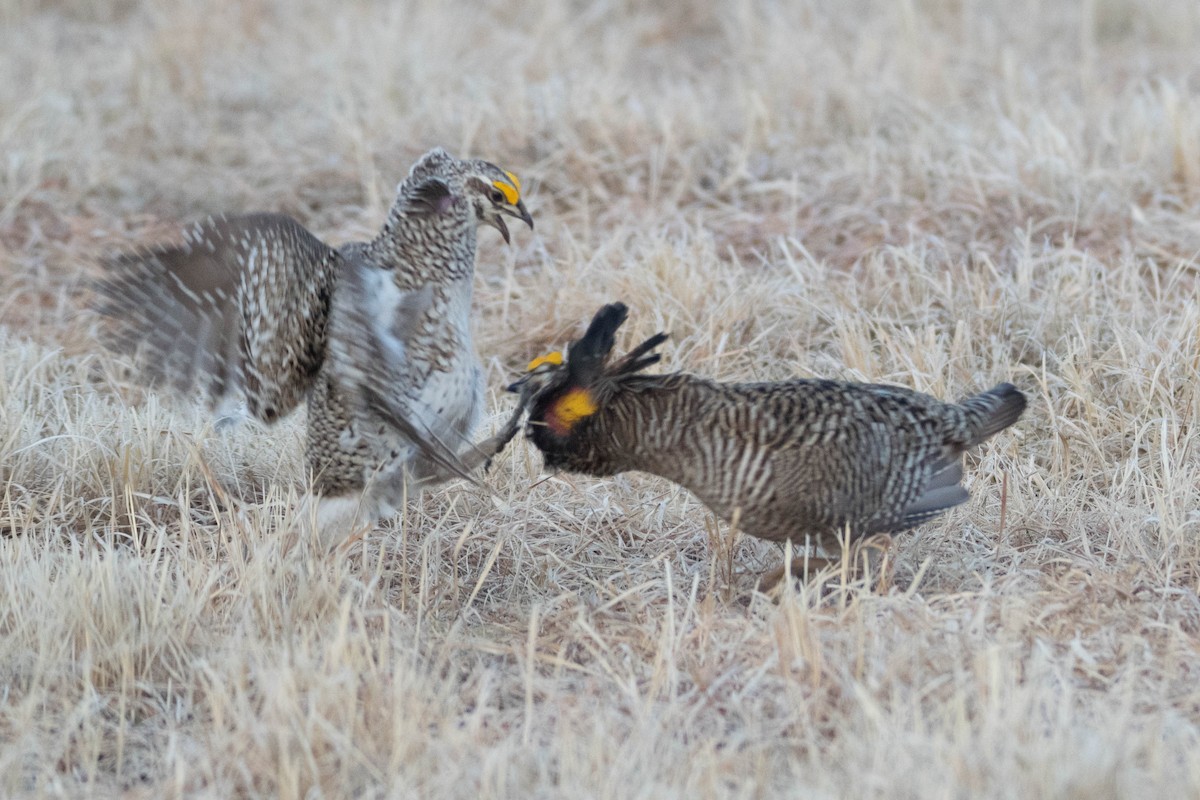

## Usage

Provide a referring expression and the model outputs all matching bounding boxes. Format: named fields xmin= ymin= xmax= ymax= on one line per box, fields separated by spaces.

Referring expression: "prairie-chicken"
xmin=93 ymin=147 xmax=533 ymax=541
xmin=509 ymin=303 xmax=1026 ymax=580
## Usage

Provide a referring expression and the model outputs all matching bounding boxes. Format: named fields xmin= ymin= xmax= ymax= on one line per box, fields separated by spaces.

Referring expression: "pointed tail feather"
xmin=958 ymin=383 xmax=1027 ymax=446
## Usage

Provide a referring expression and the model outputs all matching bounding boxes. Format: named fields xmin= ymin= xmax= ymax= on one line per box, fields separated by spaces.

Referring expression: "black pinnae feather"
xmin=612 ymin=332 xmax=668 ymax=376
xmin=567 ymin=302 xmax=629 ymax=384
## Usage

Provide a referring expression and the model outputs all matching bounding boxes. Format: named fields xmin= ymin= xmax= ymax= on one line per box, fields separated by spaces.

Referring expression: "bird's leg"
xmin=294 ymin=492 xmax=376 ymax=552
xmin=854 ymin=534 xmax=894 ymax=592
xmin=411 ymin=398 xmax=528 ymax=486
xmin=758 ymin=552 xmax=840 ymax=592
xmin=758 ymin=534 xmax=893 ymax=593
xmin=465 ymin=400 xmax=528 ymax=474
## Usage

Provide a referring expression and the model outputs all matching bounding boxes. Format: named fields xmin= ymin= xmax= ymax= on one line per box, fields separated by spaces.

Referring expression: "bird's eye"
xmin=489 ymin=189 xmax=506 ymax=204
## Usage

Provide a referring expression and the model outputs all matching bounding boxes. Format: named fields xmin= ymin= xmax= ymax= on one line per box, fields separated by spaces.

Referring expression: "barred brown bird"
xmin=93 ymin=147 xmax=533 ymax=540
xmin=509 ymin=303 xmax=1026 ymax=579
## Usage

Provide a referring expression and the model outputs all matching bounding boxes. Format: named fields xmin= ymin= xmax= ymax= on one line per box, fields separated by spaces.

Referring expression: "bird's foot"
xmin=480 ymin=401 xmax=528 ymax=473
xmin=758 ymin=535 xmax=894 ymax=594
xmin=295 ymin=493 xmax=376 ymax=553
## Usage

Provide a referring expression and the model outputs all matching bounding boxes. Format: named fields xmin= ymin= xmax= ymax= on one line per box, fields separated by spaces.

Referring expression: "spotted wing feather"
xmin=92 ymin=212 xmax=342 ymax=423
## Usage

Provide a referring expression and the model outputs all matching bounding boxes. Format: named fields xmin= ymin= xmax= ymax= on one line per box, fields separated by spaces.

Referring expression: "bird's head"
xmin=461 ymin=159 xmax=533 ymax=244
xmin=399 ymin=148 xmax=533 ymax=244
xmin=509 ymin=350 xmax=568 ymax=401
xmin=506 ymin=349 xmax=581 ymax=437
xmin=508 ymin=303 xmax=668 ymax=439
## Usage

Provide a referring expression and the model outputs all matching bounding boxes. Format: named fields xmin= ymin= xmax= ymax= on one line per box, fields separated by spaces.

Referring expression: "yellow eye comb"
xmin=526 ymin=351 xmax=563 ymax=371
xmin=492 ymin=171 xmax=521 ymax=205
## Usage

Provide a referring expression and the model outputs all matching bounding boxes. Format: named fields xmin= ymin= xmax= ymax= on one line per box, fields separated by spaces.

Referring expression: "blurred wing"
xmin=359 ymin=383 xmax=484 ymax=488
xmin=326 ymin=260 xmax=481 ymax=487
xmin=92 ymin=213 xmax=341 ymax=423
xmin=325 ymin=259 xmax=434 ymax=400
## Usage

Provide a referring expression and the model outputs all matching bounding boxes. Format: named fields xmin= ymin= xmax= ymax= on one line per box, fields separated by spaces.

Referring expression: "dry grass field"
xmin=2 ymin=0 xmax=1199 ymax=796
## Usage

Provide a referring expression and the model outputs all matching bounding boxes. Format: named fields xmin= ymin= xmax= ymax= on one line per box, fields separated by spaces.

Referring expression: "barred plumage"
xmin=93 ymin=147 xmax=533 ymax=540
xmin=510 ymin=303 xmax=1026 ymax=574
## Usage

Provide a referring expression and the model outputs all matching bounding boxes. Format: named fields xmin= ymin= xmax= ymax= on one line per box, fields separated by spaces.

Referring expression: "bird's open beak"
xmin=513 ymin=200 xmax=534 ymax=230
xmin=495 ymin=200 xmax=533 ymax=245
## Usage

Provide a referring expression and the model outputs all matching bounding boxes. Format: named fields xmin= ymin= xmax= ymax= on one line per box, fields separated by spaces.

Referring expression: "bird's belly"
xmin=682 ymin=442 xmax=870 ymax=544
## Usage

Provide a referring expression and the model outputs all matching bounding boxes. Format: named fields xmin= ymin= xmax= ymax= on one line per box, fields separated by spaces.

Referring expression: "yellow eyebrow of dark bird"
xmin=526 ymin=351 xmax=562 ymax=371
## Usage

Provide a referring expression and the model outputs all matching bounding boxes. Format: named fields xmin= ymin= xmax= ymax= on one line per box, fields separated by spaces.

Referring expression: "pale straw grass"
xmin=1 ymin=0 xmax=1198 ymax=796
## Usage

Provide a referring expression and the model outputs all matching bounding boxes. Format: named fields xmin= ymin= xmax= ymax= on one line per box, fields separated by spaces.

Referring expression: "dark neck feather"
xmin=532 ymin=373 xmax=715 ymax=483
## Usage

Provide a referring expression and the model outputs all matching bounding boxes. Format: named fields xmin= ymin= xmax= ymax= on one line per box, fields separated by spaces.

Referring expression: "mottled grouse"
xmin=93 ymin=147 xmax=533 ymax=540
xmin=509 ymin=303 xmax=1026 ymax=578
